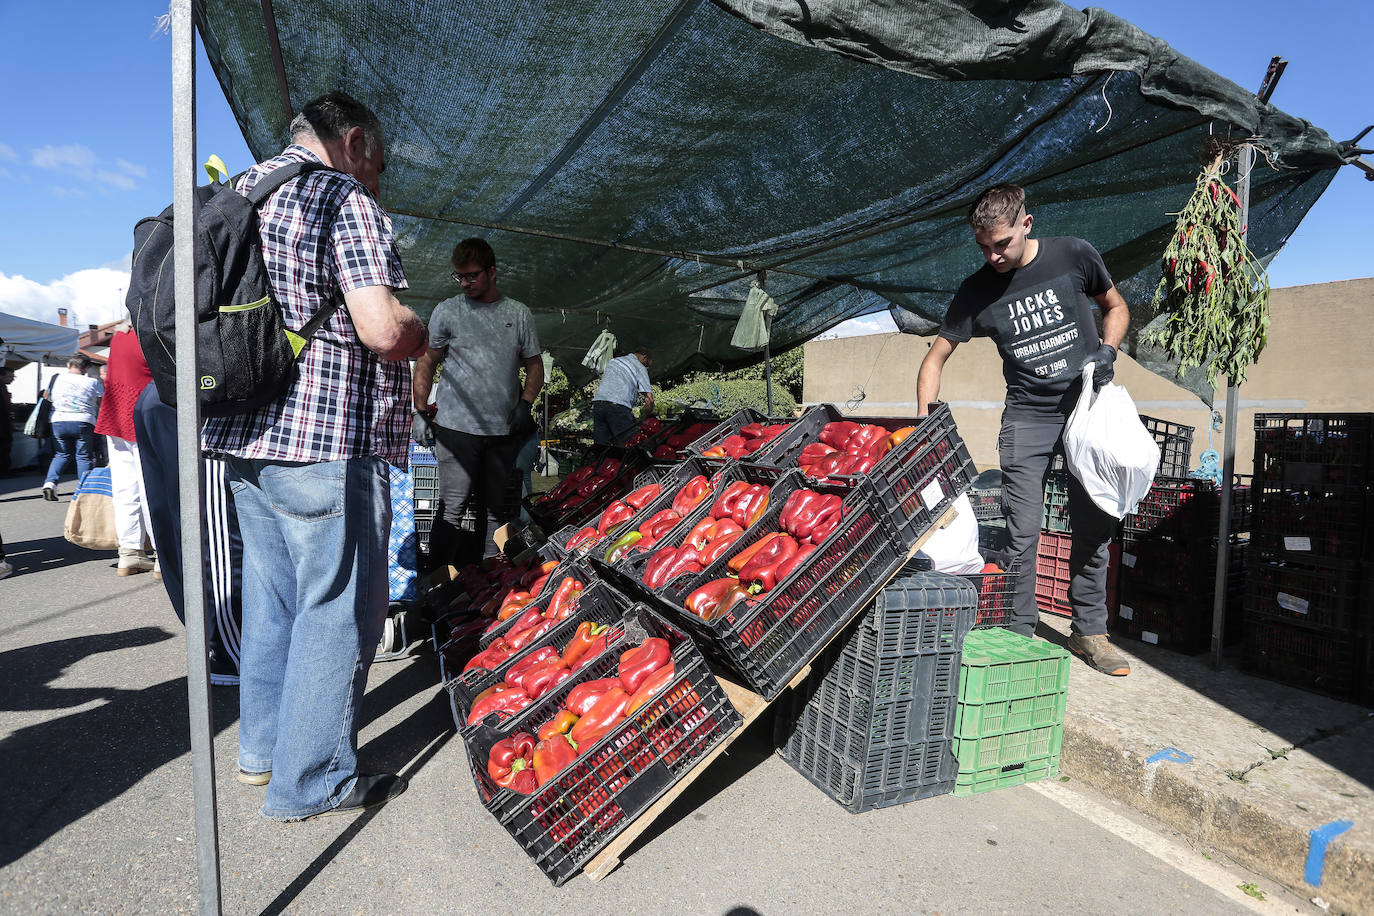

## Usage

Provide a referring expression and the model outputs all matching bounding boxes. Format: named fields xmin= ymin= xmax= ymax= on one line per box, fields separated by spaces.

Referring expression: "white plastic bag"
xmin=915 ymin=493 xmax=985 ymax=574
xmin=1062 ymin=365 xmax=1159 ymax=519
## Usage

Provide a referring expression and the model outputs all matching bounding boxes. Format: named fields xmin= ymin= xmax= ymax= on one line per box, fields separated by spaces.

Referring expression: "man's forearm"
xmin=915 ymin=363 xmax=941 ymax=417
xmin=1102 ymin=304 xmax=1129 ymax=350
xmin=521 ymin=358 xmax=544 ymax=403
xmin=412 ymin=351 xmax=438 ymax=410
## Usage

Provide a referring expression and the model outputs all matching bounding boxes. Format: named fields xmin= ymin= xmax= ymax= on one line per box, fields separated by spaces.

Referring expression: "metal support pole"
xmin=1210 ymin=58 xmax=1283 ymax=670
xmin=172 ymin=2 xmax=222 ymax=911
xmin=763 ymin=337 xmax=774 ymax=416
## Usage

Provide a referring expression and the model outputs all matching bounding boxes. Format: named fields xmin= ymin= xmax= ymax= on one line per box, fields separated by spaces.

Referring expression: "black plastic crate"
xmin=523 ymin=446 xmax=652 ymax=534
xmin=1139 ymin=415 xmax=1195 ymax=479
xmin=1253 ymin=413 xmax=1374 ymax=491
xmin=444 ymin=580 xmax=632 ymax=726
xmin=549 ymin=456 xmax=725 ymax=565
xmin=684 ymin=407 xmax=791 ymax=461
xmin=465 ymin=604 xmax=742 ymax=885
xmin=1251 ymin=488 xmax=1369 ymax=562
xmin=1123 ymin=477 xmax=1252 ymax=542
xmin=1117 ymin=553 xmax=1246 ymax=654
xmin=1243 ymin=614 xmax=1364 ymax=702
xmin=1118 ymin=534 xmax=1248 ymax=595
xmin=969 ymin=487 xmax=1003 ymax=522
xmin=760 ymin=403 xmax=976 ymax=546
xmin=1245 ymin=556 xmax=1365 ymax=633
xmin=412 ymin=464 xmax=440 ymax=514
xmin=476 ymin=558 xmax=595 ymax=650
xmin=963 ymin=558 xmax=1020 ymax=630
xmin=639 ymin=470 xmax=907 ymax=699
xmin=978 ymin=521 xmax=1009 ymax=553
xmin=772 ymin=571 xmax=973 ymax=812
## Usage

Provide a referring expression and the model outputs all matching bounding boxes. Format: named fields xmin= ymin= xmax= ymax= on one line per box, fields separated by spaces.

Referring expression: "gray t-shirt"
xmin=429 ymin=294 xmax=541 ymax=435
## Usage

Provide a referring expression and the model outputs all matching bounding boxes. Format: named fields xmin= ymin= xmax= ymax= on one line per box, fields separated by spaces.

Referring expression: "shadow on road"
xmin=3 ymin=533 xmax=118 ymax=576
xmin=0 ymin=626 xmax=241 ymax=868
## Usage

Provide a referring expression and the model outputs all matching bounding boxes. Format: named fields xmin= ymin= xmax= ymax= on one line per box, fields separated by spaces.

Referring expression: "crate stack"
xmin=411 ymin=444 xmax=440 ymax=555
xmin=952 ymin=628 xmax=1070 ymax=795
xmin=1245 ymin=414 xmax=1373 ymax=702
xmin=774 ymin=570 xmax=977 ymax=811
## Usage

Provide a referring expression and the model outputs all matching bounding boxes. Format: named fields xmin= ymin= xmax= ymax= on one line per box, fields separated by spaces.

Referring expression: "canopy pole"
xmin=1210 ymin=56 xmax=1286 ymax=671
xmin=173 ymin=2 xmax=222 ymax=911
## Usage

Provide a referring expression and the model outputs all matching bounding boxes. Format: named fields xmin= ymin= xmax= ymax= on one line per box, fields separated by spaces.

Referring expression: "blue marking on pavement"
xmin=1145 ymin=747 xmax=1193 ymax=765
xmin=1305 ymin=820 xmax=1354 ymax=886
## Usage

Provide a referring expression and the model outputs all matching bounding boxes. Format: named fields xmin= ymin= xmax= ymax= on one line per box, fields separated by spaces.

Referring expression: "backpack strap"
xmin=243 ymin=159 xmax=348 ymax=358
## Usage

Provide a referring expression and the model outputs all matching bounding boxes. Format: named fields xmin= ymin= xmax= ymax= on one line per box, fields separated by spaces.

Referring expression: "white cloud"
xmin=30 ymin=143 xmax=141 ymax=191
xmin=52 ymin=186 xmax=86 ymax=198
xmin=0 ymin=267 xmax=131 ymax=328
xmin=820 ymin=312 xmax=899 ymax=339
xmin=0 ymin=142 xmax=17 ymax=162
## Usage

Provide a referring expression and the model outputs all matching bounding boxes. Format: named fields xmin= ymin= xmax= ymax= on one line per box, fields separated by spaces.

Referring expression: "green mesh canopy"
xmin=195 ymin=0 xmax=1345 ymax=402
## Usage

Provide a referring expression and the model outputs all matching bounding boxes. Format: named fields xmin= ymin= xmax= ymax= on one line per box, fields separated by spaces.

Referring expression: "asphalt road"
xmin=0 ymin=469 xmax=1311 ymax=914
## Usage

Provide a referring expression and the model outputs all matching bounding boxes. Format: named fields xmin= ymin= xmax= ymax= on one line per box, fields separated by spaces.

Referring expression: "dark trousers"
xmin=430 ymin=423 xmax=520 ymax=570
xmin=592 ymin=400 xmax=636 ymax=446
xmin=999 ymin=412 xmax=1115 ymax=638
xmin=133 ymin=385 xmax=244 ymax=680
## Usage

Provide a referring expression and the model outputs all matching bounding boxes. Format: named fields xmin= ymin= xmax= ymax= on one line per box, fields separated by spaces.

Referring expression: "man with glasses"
xmin=412 ymin=237 xmax=543 ymax=569
xmin=916 ymin=184 xmax=1131 ymax=677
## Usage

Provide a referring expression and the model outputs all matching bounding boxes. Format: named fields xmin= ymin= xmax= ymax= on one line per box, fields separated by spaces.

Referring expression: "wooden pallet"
xmin=582 ymin=503 xmax=957 ymax=881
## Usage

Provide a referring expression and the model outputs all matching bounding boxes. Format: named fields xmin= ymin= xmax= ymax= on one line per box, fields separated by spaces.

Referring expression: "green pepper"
xmin=603 ymin=529 xmax=643 ymax=564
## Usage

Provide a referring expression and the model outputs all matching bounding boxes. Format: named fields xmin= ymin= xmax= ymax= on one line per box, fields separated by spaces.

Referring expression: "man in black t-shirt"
xmin=917 ymin=184 xmax=1132 ymax=676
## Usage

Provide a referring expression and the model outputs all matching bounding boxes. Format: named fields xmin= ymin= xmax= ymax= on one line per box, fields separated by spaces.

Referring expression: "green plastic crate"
xmin=954 ymin=755 xmax=1060 ymax=796
xmin=958 ymin=628 xmax=1071 ymax=703
xmin=953 ymin=722 xmax=1063 ymax=771
xmin=954 ymin=690 xmax=1067 ymax=739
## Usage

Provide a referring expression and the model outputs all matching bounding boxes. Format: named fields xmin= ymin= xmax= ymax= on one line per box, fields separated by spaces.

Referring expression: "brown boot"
xmin=1067 ymin=633 xmax=1131 ymax=676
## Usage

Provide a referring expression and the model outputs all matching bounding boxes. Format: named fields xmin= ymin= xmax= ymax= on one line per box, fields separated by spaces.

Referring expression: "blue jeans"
xmin=47 ymin=421 xmax=95 ymax=486
xmin=226 ymin=455 xmax=392 ymax=819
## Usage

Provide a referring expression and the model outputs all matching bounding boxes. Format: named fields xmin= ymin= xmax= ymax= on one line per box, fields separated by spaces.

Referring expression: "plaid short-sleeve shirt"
xmin=201 ymin=146 xmax=411 ymax=467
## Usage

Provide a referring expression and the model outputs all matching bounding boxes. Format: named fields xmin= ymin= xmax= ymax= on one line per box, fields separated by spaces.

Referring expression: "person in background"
xmin=916 ymin=183 xmax=1131 ymax=677
xmin=43 ymin=354 xmax=103 ymax=500
xmin=95 ymin=330 xmax=155 ymax=576
xmin=200 ymin=91 xmax=429 ymax=820
xmin=0 ymin=366 xmax=14 ymax=477
xmin=591 ymin=347 xmax=653 ymax=445
xmin=412 ymin=237 xmax=543 ymax=569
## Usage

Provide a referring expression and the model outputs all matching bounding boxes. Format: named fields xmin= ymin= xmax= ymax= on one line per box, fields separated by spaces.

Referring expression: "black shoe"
xmin=304 ymin=774 xmax=408 ymax=819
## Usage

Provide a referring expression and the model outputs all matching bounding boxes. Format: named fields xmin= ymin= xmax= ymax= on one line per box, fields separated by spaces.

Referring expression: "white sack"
xmin=915 ymin=493 xmax=984 ymax=574
xmin=1062 ymin=365 xmax=1159 ymax=519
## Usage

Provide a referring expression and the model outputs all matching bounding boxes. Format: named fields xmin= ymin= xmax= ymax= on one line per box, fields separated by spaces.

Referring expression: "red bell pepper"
xmin=488 ymin=731 xmax=538 ymax=793
xmin=734 ymin=484 xmax=771 ymax=527
xmin=738 ymin=534 xmax=800 ymax=593
xmin=565 ymin=678 xmax=622 ymax=717
xmin=643 ymin=547 xmax=681 ymax=589
xmin=533 ymin=733 xmax=580 ymax=787
xmin=658 ymin=545 xmax=703 ymax=585
xmin=499 ymin=605 xmax=543 ymax=637
xmin=818 ymin=420 xmax=860 ymax=449
xmin=596 ymin=457 xmax=623 ymax=478
xmin=701 ymin=445 xmax=728 ymax=459
xmin=760 ymin=423 xmax=791 ymax=438
xmin=684 ymin=577 xmax=751 ymax=622
xmin=727 ymin=531 xmax=785 ymax=573
xmin=845 ymin=424 xmax=887 ymax=451
xmin=505 ymin=616 xmax=556 ymax=652
xmin=798 ymin=442 xmax=838 ymax=469
xmin=575 ymin=476 xmax=609 ymax=500
xmin=462 ymin=638 xmax=516 ymax=673
xmin=468 ymin=687 xmax=532 ymax=726
xmin=708 ymin=481 xmax=750 ymax=522
xmin=573 ymin=630 xmax=614 ymax=670
xmin=569 ymin=686 xmax=632 ymax=749
xmin=624 ymin=483 xmax=662 ymax=510
xmin=546 ymin=577 xmax=584 ymax=621
xmin=565 ymin=526 xmax=599 ymax=552
xmin=802 ymin=495 xmax=843 ymax=543
xmin=523 ymin=663 xmax=573 ymax=700
xmin=596 ymin=500 xmax=636 ymax=536
xmin=624 ymin=661 xmax=676 ymax=715
xmin=537 ymin=708 xmax=581 ymax=742
xmin=739 ymin=422 xmax=766 ymax=439
xmin=672 ymin=475 xmax=712 ymax=517
xmin=495 ymin=591 xmax=536 ymax=621
xmin=504 ymin=646 xmax=560 ymax=688
xmin=618 ymin=637 xmax=671 ymax=693
xmin=773 ymin=541 xmax=816 ymax=584
xmin=780 ymin=489 xmax=823 ymax=538
xmin=809 ymin=512 xmax=842 ymax=545
xmin=560 ymin=621 xmax=610 ymax=669
xmin=805 ymin=451 xmax=853 ymax=479
xmin=699 ymin=530 xmax=744 ymax=566
xmin=641 ymin=508 xmax=681 ymax=541
xmin=867 ymin=436 xmax=893 ymax=462
xmin=685 ymin=517 xmax=719 ymax=551
xmin=849 ymin=453 xmax=878 ymax=475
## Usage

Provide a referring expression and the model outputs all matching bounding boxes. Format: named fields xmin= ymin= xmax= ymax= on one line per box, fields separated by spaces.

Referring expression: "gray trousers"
xmin=430 ymin=424 xmax=520 ymax=569
xmin=999 ymin=412 xmax=1115 ymax=637
xmin=592 ymin=400 xmax=637 ymax=446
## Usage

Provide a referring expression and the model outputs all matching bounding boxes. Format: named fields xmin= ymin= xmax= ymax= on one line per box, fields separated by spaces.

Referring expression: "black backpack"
xmin=126 ymin=161 xmax=342 ymax=416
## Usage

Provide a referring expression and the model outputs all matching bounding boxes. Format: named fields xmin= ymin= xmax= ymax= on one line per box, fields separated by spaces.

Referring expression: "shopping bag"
xmin=1062 ymin=365 xmax=1159 ymax=519
xmin=64 ymin=467 xmax=119 ymax=550
xmin=24 ymin=398 xmax=53 ymax=439
xmin=914 ymin=493 xmax=984 ymax=574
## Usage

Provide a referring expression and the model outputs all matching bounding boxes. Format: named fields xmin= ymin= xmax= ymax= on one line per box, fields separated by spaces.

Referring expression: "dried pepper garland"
xmin=1144 ymin=154 xmax=1271 ymax=388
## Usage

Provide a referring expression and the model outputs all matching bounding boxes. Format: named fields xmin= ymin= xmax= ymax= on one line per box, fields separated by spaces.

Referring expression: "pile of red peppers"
xmin=683 ymin=487 xmax=844 ymax=622
xmin=465 ymin=615 xmax=618 ymax=725
xmin=639 ymin=479 xmax=770 ymax=589
xmin=564 ymin=472 xmax=720 ymax=568
xmin=485 ymin=636 xmax=677 ymax=793
xmin=470 ymin=575 xmax=587 ymax=663
xmin=701 ymin=421 xmax=791 ymax=460
xmin=530 ymin=454 xmax=626 ymax=521
xmin=795 ymin=420 xmax=917 ymax=481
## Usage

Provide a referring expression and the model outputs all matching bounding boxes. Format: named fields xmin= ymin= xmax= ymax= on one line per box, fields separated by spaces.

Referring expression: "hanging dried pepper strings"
xmin=1143 ymin=150 xmax=1271 ymax=388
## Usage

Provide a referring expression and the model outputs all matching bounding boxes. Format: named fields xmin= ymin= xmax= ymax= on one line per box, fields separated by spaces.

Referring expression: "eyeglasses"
xmin=451 ymin=268 xmax=489 ymax=283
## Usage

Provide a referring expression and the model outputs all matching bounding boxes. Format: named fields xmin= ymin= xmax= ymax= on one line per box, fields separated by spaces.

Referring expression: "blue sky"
xmin=0 ymin=1 xmax=1368 ymax=332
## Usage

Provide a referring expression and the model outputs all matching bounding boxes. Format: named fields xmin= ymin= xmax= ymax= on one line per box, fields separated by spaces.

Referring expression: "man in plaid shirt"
xmin=202 ymin=92 xmax=429 ymax=820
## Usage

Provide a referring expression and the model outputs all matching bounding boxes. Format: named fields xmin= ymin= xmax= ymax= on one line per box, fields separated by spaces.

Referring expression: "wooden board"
xmin=582 ymin=503 xmax=957 ymax=881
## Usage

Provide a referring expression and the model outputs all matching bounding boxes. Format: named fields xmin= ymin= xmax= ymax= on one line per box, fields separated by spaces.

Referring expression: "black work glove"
xmin=1082 ymin=344 xmax=1117 ymax=389
xmin=412 ymin=410 xmax=435 ymax=447
xmin=508 ymin=398 xmax=538 ymax=440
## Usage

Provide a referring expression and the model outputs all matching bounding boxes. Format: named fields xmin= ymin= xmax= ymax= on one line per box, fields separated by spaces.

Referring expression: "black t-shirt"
xmin=939 ymin=236 xmax=1112 ymax=417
